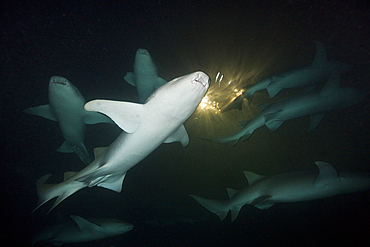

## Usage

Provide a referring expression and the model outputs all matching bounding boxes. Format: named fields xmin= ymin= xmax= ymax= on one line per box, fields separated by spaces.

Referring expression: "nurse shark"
xmin=24 ymin=76 xmax=114 ymax=165
xmin=33 ymin=71 xmax=210 ymax=213
xmin=31 ymin=215 xmax=133 ymax=246
xmin=223 ymin=41 xmax=353 ymax=111
xmin=205 ymin=71 xmax=367 ymax=146
xmin=190 ymin=161 xmax=370 ymax=222
xmin=124 ymin=48 xmax=167 ymax=103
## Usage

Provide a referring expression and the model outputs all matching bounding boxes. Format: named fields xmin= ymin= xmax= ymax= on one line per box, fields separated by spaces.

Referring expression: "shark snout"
xmin=49 ymin=76 xmax=68 ymax=86
xmin=193 ymin=71 xmax=210 ymax=88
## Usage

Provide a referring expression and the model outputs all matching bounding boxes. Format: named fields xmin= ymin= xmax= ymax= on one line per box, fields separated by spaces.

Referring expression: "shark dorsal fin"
xmin=85 ymin=100 xmax=144 ymax=133
xmin=312 ymin=41 xmax=328 ymax=65
xmin=63 ymin=171 xmax=78 ymax=181
xmin=93 ymin=147 xmax=108 ymax=159
xmin=320 ymin=71 xmax=341 ymax=97
xmin=163 ymin=124 xmax=189 ymax=147
xmin=313 ymin=161 xmax=341 ymax=188
xmin=243 ymin=171 xmax=265 ymax=185
xmin=70 ymin=215 xmax=99 ymax=233
xmin=226 ymin=188 xmax=240 ymax=199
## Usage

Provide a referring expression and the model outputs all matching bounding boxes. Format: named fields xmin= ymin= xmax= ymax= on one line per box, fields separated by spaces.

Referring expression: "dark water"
xmin=1 ymin=0 xmax=370 ymax=246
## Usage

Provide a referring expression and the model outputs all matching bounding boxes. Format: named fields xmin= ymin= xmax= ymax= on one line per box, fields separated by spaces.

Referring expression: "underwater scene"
xmin=1 ymin=0 xmax=370 ymax=246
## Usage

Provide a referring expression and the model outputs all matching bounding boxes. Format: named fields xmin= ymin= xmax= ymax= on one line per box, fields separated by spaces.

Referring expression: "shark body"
xmin=24 ymin=76 xmax=114 ymax=165
xmin=190 ymin=161 xmax=370 ymax=222
xmin=124 ymin=49 xmax=167 ymax=103
xmin=223 ymin=41 xmax=353 ymax=111
xmin=206 ymin=71 xmax=367 ymax=146
xmin=31 ymin=215 xmax=133 ymax=246
xmin=33 ymin=71 xmax=210 ymax=213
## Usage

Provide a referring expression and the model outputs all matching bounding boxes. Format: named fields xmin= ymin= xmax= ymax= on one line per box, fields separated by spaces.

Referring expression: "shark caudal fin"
xmin=32 ymin=174 xmax=86 ymax=214
xmin=189 ymin=195 xmax=233 ymax=221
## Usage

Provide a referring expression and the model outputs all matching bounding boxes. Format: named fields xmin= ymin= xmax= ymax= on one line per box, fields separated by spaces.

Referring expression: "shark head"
xmin=48 ymin=76 xmax=85 ymax=105
xmin=134 ymin=48 xmax=157 ymax=74
xmin=146 ymin=71 xmax=210 ymax=118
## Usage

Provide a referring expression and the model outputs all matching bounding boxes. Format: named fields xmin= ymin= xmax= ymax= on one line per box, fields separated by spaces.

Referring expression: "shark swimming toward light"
xmin=205 ymin=71 xmax=367 ymax=146
xmin=31 ymin=215 xmax=133 ymax=246
xmin=190 ymin=161 xmax=370 ymax=222
xmin=124 ymin=48 xmax=167 ymax=103
xmin=223 ymin=41 xmax=353 ymax=111
xmin=24 ymin=76 xmax=114 ymax=165
xmin=33 ymin=71 xmax=210 ymax=213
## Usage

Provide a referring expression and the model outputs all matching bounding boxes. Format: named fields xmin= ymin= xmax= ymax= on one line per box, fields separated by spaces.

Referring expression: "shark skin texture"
xmin=205 ymin=71 xmax=367 ymax=146
xmin=31 ymin=215 xmax=133 ymax=246
xmin=223 ymin=41 xmax=353 ymax=112
xmin=33 ymin=71 xmax=210 ymax=213
xmin=24 ymin=76 xmax=114 ymax=165
xmin=190 ymin=161 xmax=370 ymax=222
xmin=124 ymin=48 xmax=167 ymax=103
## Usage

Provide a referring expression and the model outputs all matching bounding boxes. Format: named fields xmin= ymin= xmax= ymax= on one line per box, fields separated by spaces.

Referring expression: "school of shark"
xmin=24 ymin=44 xmax=369 ymax=245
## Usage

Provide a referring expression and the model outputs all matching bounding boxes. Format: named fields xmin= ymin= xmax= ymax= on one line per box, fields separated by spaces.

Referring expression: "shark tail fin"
xmin=32 ymin=174 xmax=85 ymax=214
xmin=190 ymin=194 xmax=233 ymax=221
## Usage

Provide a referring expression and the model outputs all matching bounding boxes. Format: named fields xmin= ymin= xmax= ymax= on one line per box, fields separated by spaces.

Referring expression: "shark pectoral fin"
xmin=83 ymin=111 xmax=115 ymax=125
xmin=226 ymin=188 xmax=240 ymax=199
xmin=93 ymin=147 xmax=108 ymax=159
xmin=85 ymin=100 xmax=144 ymax=133
xmin=23 ymin=104 xmax=57 ymax=121
xmin=313 ymin=161 xmax=340 ymax=188
xmin=320 ymin=71 xmax=341 ymax=97
xmin=155 ymin=77 xmax=167 ymax=89
xmin=309 ymin=113 xmax=325 ymax=131
xmin=124 ymin=72 xmax=136 ymax=86
xmin=243 ymin=171 xmax=265 ymax=186
xmin=64 ymin=171 xmax=78 ymax=181
xmin=70 ymin=215 xmax=100 ymax=233
xmin=96 ymin=173 xmax=127 ymax=192
xmin=250 ymin=195 xmax=273 ymax=210
xmin=164 ymin=124 xmax=189 ymax=147
xmin=57 ymin=141 xmax=75 ymax=153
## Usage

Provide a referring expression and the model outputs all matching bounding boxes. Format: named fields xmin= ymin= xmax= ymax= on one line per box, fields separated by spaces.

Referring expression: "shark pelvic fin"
xmin=189 ymin=194 xmax=230 ymax=221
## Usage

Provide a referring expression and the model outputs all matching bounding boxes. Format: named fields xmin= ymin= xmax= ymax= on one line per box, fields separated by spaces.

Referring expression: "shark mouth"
xmin=193 ymin=73 xmax=210 ymax=88
xmin=50 ymin=77 xmax=67 ymax=85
